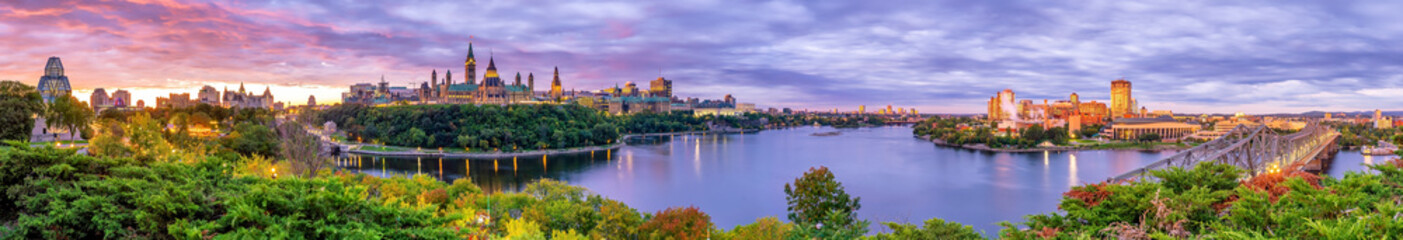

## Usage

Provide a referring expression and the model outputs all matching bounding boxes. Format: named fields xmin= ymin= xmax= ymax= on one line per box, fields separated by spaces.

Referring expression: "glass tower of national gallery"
xmin=37 ymin=56 xmax=71 ymax=103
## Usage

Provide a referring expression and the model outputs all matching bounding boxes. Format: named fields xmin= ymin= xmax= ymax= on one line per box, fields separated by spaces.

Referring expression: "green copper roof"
xmin=505 ymin=85 xmax=528 ymax=92
xmin=447 ymin=84 xmax=478 ymax=92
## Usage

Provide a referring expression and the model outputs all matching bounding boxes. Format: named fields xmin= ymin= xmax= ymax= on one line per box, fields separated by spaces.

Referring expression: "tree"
xmin=784 ymin=166 xmax=869 ymax=238
xmin=723 ymin=216 xmax=792 ymax=240
xmin=225 ymin=122 xmax=279 ymax=157
xmin=1138 ymin=133 xmax=1162 ymax=142
xmin=277 ymin=122 xmax=327 ymax=178
xmin=126 ymin=113 xmax=173 ymax=162
xmin=592 ymin=199 xmax=643 ymax=239
xmin=639 ymin=206 xmax=713 ymax=240
xmin=87 ymin=119 xmax=132 ymax=157
xmin=0 ymin=81 xmax=44 ymax=142
xmin=44 ymin=95 xmax=93 ymax=143
xmin=1021 ymin=124 xmax=1045 ymax=145
xmin=867 ymin=218 xmax=983 ymax=240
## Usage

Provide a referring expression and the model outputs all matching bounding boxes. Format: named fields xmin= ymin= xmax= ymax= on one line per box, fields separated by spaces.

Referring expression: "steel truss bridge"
xmin=1112 ymin=121 xmax=1341 ymax=181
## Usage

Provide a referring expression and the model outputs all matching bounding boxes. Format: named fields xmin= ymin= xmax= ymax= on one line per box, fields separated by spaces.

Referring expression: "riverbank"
xmin=919 ymin=135 xmax=1186 ymax=153
xmin=341 ymin=130 xmax=752 ymax=158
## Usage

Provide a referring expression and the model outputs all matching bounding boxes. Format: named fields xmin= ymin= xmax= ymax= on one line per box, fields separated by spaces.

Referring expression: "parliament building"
xmin=424 ymin=43 xmax=537 ymax=105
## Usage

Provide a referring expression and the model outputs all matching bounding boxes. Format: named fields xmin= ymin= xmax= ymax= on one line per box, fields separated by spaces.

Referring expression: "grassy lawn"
xmin=31 ymin=140 xmax=89 ymax=145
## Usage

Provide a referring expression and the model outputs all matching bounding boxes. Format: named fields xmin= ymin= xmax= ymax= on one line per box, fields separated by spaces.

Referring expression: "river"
xmin=337 ymin=126 xmax=1382 ymax=235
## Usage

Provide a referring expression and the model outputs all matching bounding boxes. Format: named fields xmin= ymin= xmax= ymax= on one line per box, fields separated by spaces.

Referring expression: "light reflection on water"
xmin=341 ymin=126 xmax=1177 ymax=234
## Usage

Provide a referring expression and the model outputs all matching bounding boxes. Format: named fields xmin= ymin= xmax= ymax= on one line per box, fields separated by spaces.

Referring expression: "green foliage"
xmin=0 ymin=81 xmax=44 ymax=142
xmin=522 ymin=178 xmax=587 ymax=202
xmin=1002 ymin=160 xmax=1403 ymax=239
xmin=311 ymin=104 xmax=640 ymax=151
xmin=126 ymin=113 xmax=174 ymax=162
xmin=717 ymin=216 xmax=793 ymax=240
xmin=224 ymin=122 xmax=280 ymax=157
xmin=866 ymin=217 xmax=984 ymax=240
xmin=503 ymin=218 xmax=548 ymax=240
xmin=592 ymin=198 xmax=644 ymax=239
xmin=785 ymin=166 xmax=869 ymax=238
xmin=88 ymin=119 xmax=133 ymax=157
xmin=1151 ymin=161 xmax=1244 ymax=193
xmin=1137 ymin=132 xmax=1162 ymax=142
xmin=0 ymin=142 xmax=459 ymax=239
xmin=43 ymin=95 xmax=94 ymax=142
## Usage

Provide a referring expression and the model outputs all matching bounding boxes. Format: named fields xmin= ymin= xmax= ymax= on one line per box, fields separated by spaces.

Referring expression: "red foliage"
xmin=1238 ymin=163 xmax=1322 ymax=203
xmin=1035 ymin=226 xmax=1061 ymax=238
xmin=1061 ymin=180 xmax=1126 ymax=209
xmin=639 ymin=206 xmax=713 ymax=240
xmin=1384 ymin=158 xmax=1403 ymax=168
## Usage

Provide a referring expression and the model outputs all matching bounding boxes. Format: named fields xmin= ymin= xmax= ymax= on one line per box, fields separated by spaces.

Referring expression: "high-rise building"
xmin=1376 ymin=109 xmax=1387 ymax=129
xmin=988 ymin=89 xmax=1016 ymax=121
xmin=156 ymin=93 xmax=193 ymax=108
xmin=649 ymin=76 xmax=672 ymax=98
xmin=198 ymin=85 xmax=220 ymax=105
xmin=111 ymin=90 xmax=132 ymax=107
xmin=37 ymin=56 xmax=71 ymax=103
xmin=89 ymin=88 xmax=109 ymax=110
xmin=308 ymin=95 xmax=317 ymax=107
xmin=724 ymin=94 xmax=736 ymax=105
xmin=1110 ymin=79 xmax=1132 ymax=119
xmin=859 ymin=105 xmax=866 ymax=114
xmin=622 ymin=81 xmax=639 ymax=97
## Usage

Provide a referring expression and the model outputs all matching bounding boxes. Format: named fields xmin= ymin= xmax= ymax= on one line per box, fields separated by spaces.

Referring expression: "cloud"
xmin=1 ymin=0 xmax=1401 ymax=113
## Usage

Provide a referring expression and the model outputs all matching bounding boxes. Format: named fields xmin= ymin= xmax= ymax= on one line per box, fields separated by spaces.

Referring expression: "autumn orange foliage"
xmin=1062 ymin=180 xmax=1128 ymax=209
xmin=1237 ymin=162 xmax=1322 ymax=203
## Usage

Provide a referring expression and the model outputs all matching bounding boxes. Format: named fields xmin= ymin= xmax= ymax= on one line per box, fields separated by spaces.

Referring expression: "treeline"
xmin=1326 ymin=121 xmax=1401 ymax=148
xmin=762 ymin=113 xmax=890 ymax=128
xmin=913 ymin=117 xmax=1091 ymax=148
xmin=307 ymin=104 xmax=720 ymax=151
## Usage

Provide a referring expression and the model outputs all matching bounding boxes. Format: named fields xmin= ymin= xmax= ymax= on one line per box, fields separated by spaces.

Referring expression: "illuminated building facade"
xmin=649 ymin=77 xmax=672 ymax=98
xmin=221 ymin=83 xmax=274 ymax=109
xmin=424 ymin=43 xmax=534 ymax=105
xmin=155 ymin=93 xmax=194 ymax=109
xmin=198 ymin=86 xmax=220 ymax=105
xmin=37 ymin=57 xmax=72 ymax=103
xmin=1110 ymin=79 xmax=1133 ymax=119
xmin=89 ymin=88 xmax=109 ymax=110
xmin=550 ymin=67 xmax=564 ymax=101
xmin=1110 ymin=116 xmax=1200 ymax=140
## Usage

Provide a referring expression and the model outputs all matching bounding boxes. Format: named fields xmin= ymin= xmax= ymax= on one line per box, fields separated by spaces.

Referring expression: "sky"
xmin=2 ymin=0 xmax=1403 ymax=114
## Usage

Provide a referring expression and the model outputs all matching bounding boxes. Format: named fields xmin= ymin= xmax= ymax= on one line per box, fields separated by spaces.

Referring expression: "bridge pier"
xmin=1301 ymin=137 xmax=1340 ymax=174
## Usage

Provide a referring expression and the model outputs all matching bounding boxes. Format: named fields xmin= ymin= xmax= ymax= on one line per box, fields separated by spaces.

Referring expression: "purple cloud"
xmin=2 ymin=0 xmax=1402 ymax=113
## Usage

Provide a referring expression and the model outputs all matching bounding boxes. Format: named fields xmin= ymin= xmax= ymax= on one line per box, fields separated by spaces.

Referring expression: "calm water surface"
xmin=340 ymin=126 xmax=1200 ymax=234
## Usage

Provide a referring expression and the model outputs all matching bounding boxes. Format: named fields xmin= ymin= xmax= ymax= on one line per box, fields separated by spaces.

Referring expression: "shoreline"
xmin=917 ymin=135 xmax=1185 ymax=153
xmin=341 ymin=130 xmax=753 ymax=159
